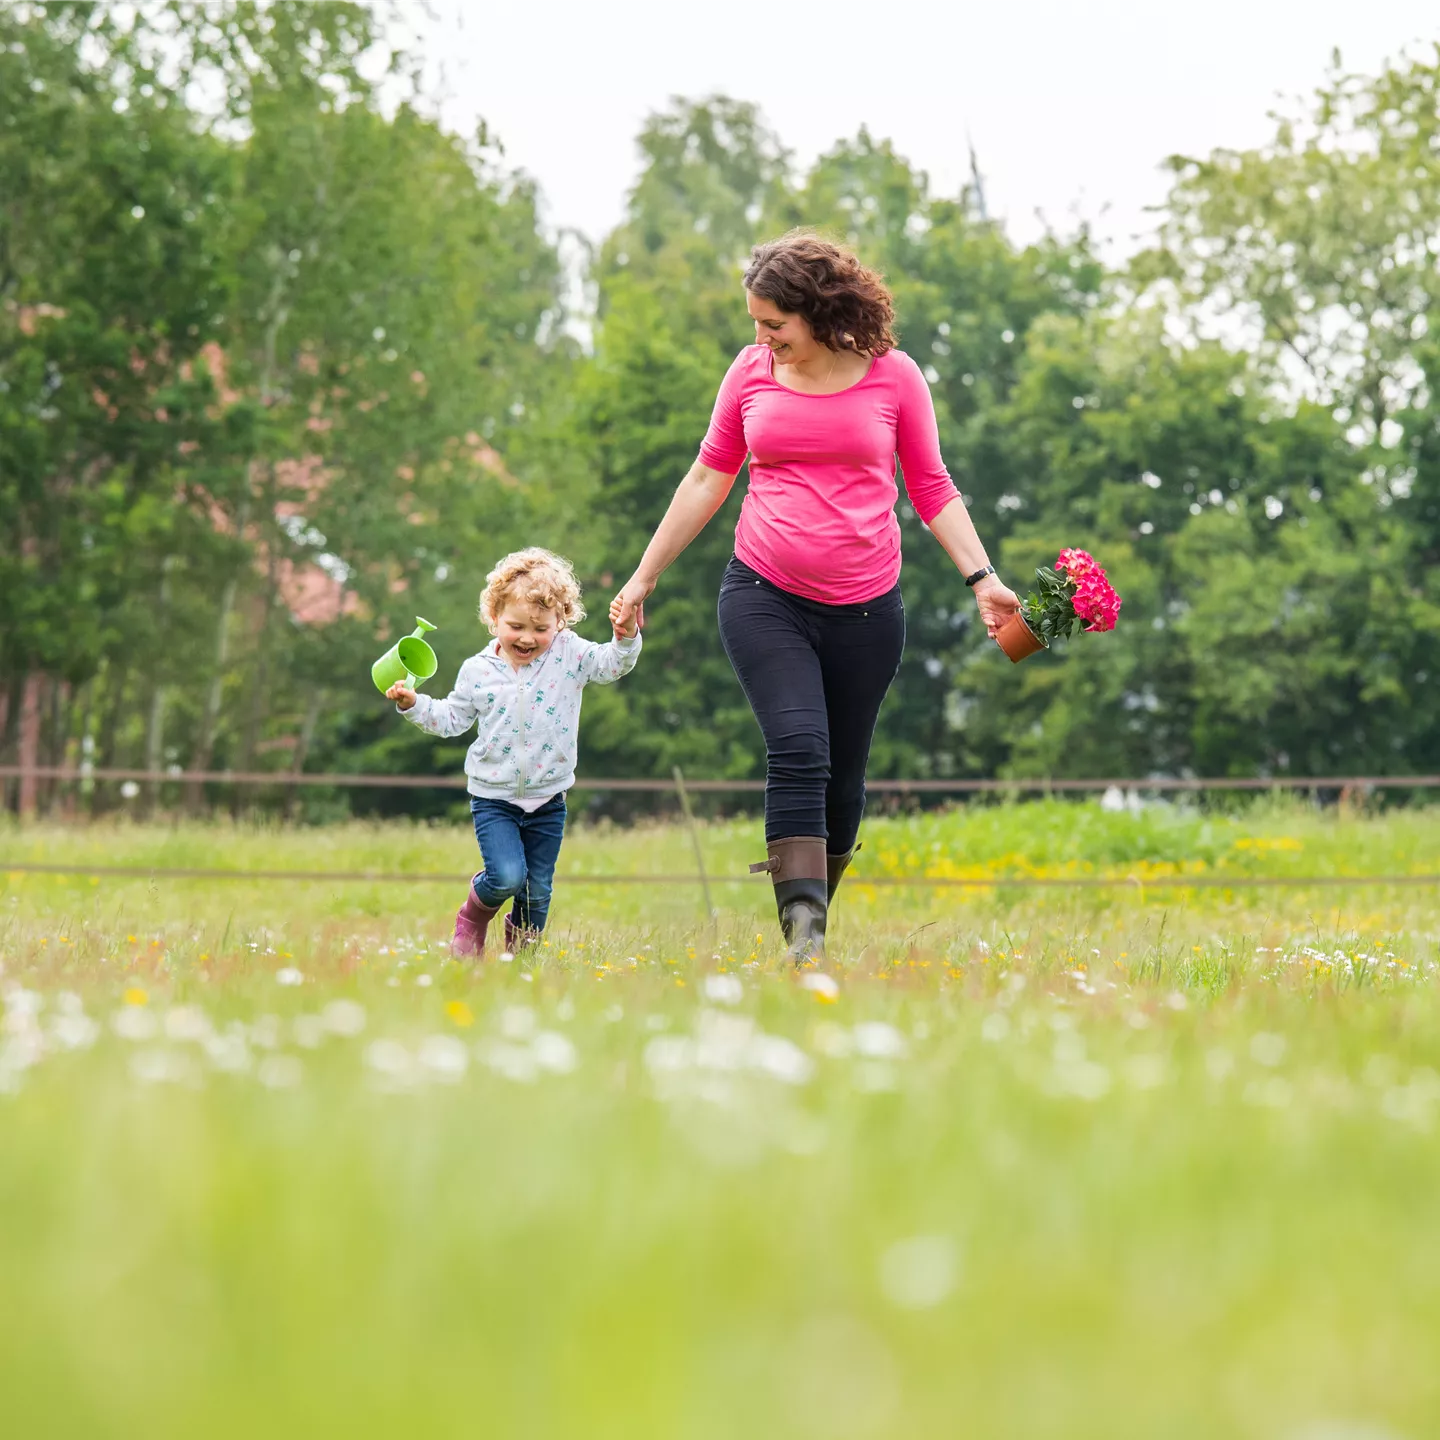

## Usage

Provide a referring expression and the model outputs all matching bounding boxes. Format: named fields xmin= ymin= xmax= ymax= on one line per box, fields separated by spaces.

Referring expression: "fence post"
xmin=672 ymin=766 xmax=716 ymax=923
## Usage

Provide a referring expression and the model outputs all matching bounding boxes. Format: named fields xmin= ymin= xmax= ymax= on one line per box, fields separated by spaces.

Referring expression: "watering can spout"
xmin=412 ymin=617 xmax=437 ymax=636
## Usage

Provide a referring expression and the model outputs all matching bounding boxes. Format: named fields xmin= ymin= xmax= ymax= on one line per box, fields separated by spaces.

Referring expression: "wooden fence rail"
xmin=4 ymin=766 xmax=1438 ymax=794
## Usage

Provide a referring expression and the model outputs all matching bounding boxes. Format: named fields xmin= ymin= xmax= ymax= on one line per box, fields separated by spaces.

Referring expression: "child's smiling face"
xmin=494 ymin=600 xmax=560 ymax=666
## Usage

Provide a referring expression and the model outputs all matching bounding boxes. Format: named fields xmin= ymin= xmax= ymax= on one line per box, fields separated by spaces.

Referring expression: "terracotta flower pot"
xmin=996 ymin=611 xmax=1047 ymax=663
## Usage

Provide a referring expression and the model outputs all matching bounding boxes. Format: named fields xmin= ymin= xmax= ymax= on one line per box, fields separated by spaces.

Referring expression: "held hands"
xmin=610 ymin=574 xmax=655 ymax=637
xmin=607 ymin=595 xmax=639 ymax=640
xmin=386 ymin=681 xmax=418 ymax=711
xmin=972 ymin=574 xmax=1022 ymax=641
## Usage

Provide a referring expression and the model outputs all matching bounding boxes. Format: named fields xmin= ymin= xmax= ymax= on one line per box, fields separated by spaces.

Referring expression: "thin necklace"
xmin=775 ymin=346 xmax=841 ymax=391
xmin=800 ymin=349 xmax=838 ymax=391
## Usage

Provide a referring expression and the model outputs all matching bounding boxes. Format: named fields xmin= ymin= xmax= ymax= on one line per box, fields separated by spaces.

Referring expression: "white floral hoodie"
xmin=400 ymin=628 xmax=641 ymax=804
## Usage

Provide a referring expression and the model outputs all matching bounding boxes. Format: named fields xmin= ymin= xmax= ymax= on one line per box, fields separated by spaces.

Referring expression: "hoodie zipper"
xmin=512 ymin=648 xmax=546 ymax=799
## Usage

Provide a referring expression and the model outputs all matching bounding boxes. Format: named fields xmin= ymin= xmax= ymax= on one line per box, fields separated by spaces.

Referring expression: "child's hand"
xmin=611 ymin=575 xmax=652 ymax=634
xmin=608 ymin=595 xmax=638 ymax=640
xmin=386 ymin=681 xmax=418 ymax=711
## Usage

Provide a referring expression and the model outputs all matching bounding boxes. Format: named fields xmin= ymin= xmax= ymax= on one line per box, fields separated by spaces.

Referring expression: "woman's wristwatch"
xmin=964 ymin=564 xmax=997 ymax=588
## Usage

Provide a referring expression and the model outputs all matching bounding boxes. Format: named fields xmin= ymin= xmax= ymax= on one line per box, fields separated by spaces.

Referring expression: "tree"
xmin=1152 ymin=47 xmax=1440 ymax=452
xmin=0 ymin=1 xmax=571 ymax=815
xmin=944 ymin=308 xmax=1374 ymax=780
xmin=1140 ymin=43 xmax=1440 ymax=777
xmin=569 ymin=99 xmax=788 ymax=788
xmin=0 ymin=2 xmax=236 ymax=811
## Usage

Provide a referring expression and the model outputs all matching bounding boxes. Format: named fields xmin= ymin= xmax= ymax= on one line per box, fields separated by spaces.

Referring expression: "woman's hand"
xmin=972 ymin=575 xmax=1022 ymax=640
xmin=386 ymin=681 xmax=417 ymax=711
xmin=611 ymin=574 xmax=656 ymax=635
xmin=924 ymin=502 xmax=1022 ymax=641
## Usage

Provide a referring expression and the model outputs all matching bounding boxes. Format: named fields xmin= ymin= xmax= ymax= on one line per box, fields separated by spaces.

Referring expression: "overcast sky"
xmin=398 ymin=0 xmax=1437 ymax=259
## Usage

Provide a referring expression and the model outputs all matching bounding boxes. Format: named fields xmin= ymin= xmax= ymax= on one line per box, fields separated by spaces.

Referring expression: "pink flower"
xmin=1021 ymin=545 xmax=1122 ymax=647
xmin=1055 ymin=547 xmax=1099 ymax=582
xmin=1053 ymin=547 xmax=1120 ymax=630
xmin=1071 ymin=569 xmax=1121 ymax=632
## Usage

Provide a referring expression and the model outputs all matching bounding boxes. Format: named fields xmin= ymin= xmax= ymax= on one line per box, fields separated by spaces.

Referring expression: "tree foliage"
xmin=2 ymin=8 xmax=1434 ymax=816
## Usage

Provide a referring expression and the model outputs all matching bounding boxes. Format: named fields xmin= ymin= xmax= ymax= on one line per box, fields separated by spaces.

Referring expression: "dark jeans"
xmin=717 ymin=557 xmax=905 ymax=851
xmin=469 ymin=792 xmax=567 ymax=933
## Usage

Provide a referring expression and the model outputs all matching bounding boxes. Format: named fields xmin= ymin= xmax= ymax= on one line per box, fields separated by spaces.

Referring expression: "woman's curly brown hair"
xmin=743 ymin=231 xmax=896 ymax=356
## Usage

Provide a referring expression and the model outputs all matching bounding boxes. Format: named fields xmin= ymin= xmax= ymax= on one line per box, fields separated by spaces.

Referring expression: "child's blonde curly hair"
xmin=479 ymin=547 xmax=586 ymax=630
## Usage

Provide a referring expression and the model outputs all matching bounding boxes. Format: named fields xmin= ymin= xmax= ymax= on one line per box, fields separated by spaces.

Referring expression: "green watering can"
xmin=371 ymin=616 xmax=439 ymax=694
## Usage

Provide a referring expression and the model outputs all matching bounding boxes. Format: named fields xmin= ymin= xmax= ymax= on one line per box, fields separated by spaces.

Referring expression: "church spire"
xmin=967 ymin=133 xmax=988 ymax=223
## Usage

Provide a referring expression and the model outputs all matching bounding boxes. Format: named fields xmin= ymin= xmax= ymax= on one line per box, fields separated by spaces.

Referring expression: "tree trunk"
xmin=187 ymin=493 xmax=251 ymax=812
xmin=16 ymin=673 xmax=46 ymax=820
xmin=74 ymin=678 xmax=96 ymax=818
xmin=285 ymin=688 xmax=325 ymax=823
xmin=143 ymin=556 xmax=176 ymax=817
xmin=186 ymin=572 xmax=238 ymax=812
xmin=190 ymin=247 xmax=288 ymax=815
xmin=43 ymin=679 xmax=70 ymax=816
xmin=95 ymin=660 xmax=131 ymax=814
xmin=0 ymin=677 xmax=16 ymax=813
xmin=143 ymin=685 xmax=168 ymax=817
xmin=233 ymin=483 xmax=279 ymax=818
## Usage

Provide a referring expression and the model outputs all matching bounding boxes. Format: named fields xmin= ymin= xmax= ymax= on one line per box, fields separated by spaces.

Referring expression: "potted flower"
xmin=995 ymin=547 xmax=1122 ymax=662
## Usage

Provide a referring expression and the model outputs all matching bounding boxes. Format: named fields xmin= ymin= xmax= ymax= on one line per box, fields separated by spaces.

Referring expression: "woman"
xmin=613 ymin=232 xmax=1020 ymax=957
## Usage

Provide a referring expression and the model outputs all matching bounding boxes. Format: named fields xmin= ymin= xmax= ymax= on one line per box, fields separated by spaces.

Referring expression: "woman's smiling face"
xmin=747 ymin=290 xmax=820 ymax=367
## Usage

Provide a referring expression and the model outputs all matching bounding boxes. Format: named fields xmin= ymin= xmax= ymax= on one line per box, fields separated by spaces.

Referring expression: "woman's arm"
xmin=613 ymin=459 xmax=738 ymax=630
xmin=893 ymin=352 xmax=1020 ymax=640
xmin=927 ymin=497 xmax=1021 ymax=639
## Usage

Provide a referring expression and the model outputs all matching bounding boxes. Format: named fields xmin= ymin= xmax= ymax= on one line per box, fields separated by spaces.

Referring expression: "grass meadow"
xmin=2 ymin=797 xmax=1439 ymax=1439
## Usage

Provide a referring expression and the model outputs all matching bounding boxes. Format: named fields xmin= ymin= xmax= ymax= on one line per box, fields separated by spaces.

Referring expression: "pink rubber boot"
xmin=452 ymin=877 xmax=503 ymax=958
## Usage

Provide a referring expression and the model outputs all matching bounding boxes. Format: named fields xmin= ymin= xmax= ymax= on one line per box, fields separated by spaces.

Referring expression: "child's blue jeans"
xmin=469 ymin=793 xmax=567 ymax=934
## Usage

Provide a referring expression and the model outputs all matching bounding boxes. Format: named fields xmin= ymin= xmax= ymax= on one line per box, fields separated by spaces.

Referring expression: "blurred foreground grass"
xmin=2 ymin=800 xmax=1439 ymax=1438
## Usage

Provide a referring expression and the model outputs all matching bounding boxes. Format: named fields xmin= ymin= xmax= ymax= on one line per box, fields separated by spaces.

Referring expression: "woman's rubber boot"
xmin=452 ymin=876 xmax=502 ymax=958
xmin=750 ymin=835 xmax=828 ymax=962
xmin=827 ymin=842 xmax=862 ymax=903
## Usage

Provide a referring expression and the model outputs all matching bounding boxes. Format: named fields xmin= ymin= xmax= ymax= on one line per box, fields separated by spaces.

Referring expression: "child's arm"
xmin=572 ymin=613 xmax=643 ymax=686
xmin=389 ymin=660 xmax=481 ymax=736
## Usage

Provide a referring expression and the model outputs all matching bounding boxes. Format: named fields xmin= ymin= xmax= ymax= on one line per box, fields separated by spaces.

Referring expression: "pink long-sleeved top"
xmin=698 ymin=345 xmax=961 ymax=605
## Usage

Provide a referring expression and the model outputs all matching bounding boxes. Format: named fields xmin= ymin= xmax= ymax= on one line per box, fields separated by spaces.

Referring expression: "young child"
xmin=387 ymin=548 xmax=641 ymax=957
